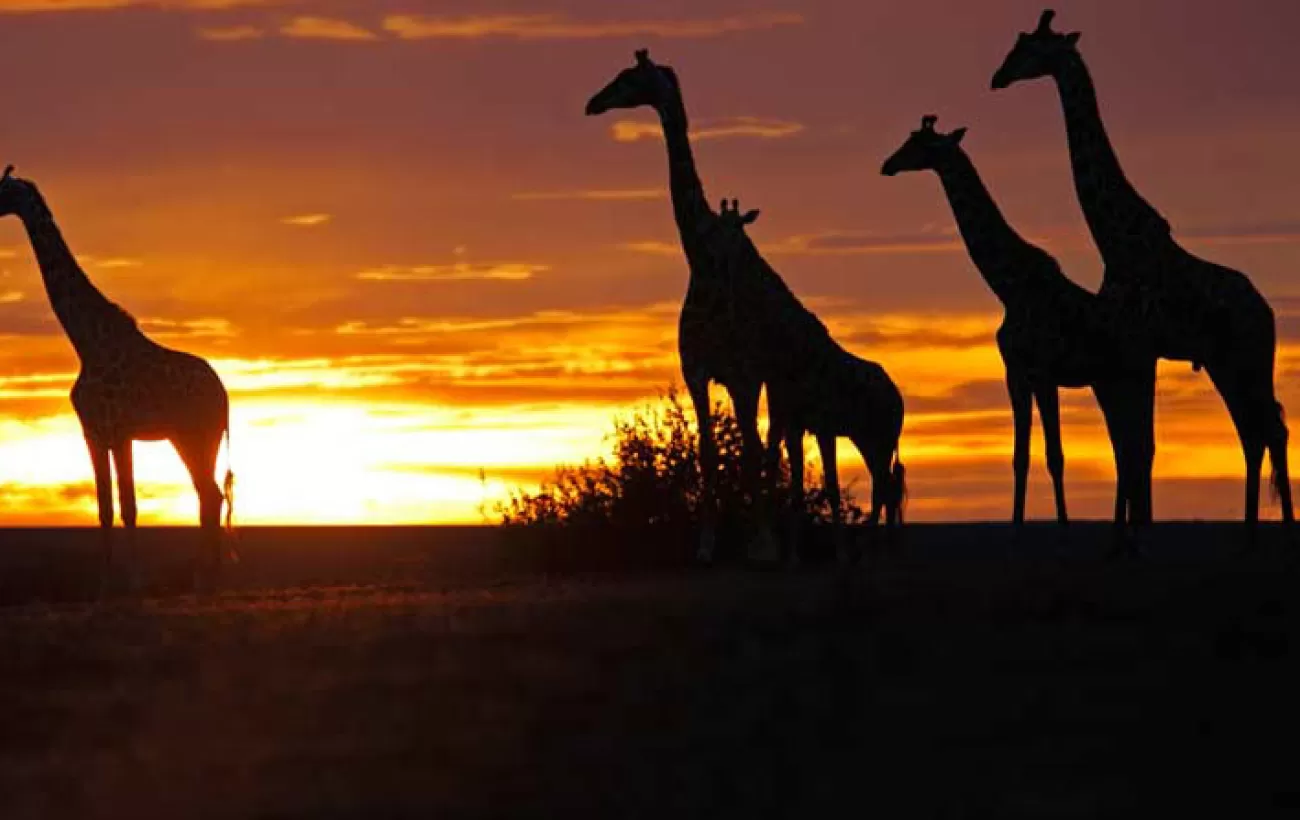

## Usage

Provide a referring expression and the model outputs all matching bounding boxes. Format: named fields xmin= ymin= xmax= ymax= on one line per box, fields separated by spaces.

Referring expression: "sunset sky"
xmin=1 ymin=0 xmax=1299 ymax=525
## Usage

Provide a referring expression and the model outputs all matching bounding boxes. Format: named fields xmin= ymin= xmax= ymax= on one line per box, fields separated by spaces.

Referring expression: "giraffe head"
xmin=716 ymin=198 xmax=760 ymax=231
xmin=990 ymin=9 xmax=1081 ymax=90
xmin=0 ymin=165 xmax=35 ymax=218
xmin=881 ymin=116 xmax=967 ymax=176
xmin=585 ymin=48 xmax=680 ymax=116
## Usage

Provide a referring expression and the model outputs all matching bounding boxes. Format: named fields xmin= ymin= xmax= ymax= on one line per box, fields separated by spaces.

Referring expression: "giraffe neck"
xmin=15 ymin=183 xmax=135 ymax=360
xmin=933 ymin=149 xmax=1032 ymax=302
xmin=653 ymin=87 xmax=713 ymax=243
xmin=1053 ymin=51 xmax=1170 ymax=260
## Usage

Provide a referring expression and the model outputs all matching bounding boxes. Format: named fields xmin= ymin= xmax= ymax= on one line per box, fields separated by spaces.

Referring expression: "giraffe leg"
xmin=732 ymin=382 xmax=777 ymax=562
xmin=111 ymin=441 xmax=140 ymax=593
xmin=1208 ymin=367 xmax=1268 ymax=548
xmin=1266 ymin=400 xmax=1295 ymax=529
xmin=175 ymin=433 xmax=224 ymax=592
xmin=1006 ymin=370 xmax=1033 ymax=531
xmin=783 ymin=426 xmax=805 ymax=565
xmin=855 ymin=434 xmax=891 ymax=563
xmin=1033 ymin=384 xmax=1069 ymax=527
xmin=817 ymin=433 xmax=848 ymax=566
xmin=1092 ymin=380 xmax=1134 ymax=555
xmin=685 ymin=376 xmax=718 ymax=564
xmin=85 ymin=436 xmax=114 ymax=599
xmin=1131 ymin=362 xmax=1158 ymax=531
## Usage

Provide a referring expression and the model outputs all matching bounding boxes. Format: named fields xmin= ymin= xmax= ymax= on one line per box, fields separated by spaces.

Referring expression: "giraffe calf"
xmin=716 ymin=200 xmax=907 ymax=562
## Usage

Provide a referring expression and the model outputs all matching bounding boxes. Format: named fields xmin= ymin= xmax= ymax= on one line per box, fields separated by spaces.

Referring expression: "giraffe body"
xmin=587 ymin=51 xmax=776 ymax=561
xmin=883 ymin=116 xmax=1154 ymax=530
xmin=713 ymin=201 xmax=907 ymax=559
xmin=0 ymin=168 xmax=234 ymax=586
xmin=993 ymin=10 xmax=1294 ymax=536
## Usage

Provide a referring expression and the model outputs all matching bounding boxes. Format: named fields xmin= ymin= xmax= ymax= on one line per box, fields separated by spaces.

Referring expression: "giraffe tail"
xmin=890 ymin=449 xmax=908 ymax=527
xmin=222 ymin=422 xmax=240 ymax=563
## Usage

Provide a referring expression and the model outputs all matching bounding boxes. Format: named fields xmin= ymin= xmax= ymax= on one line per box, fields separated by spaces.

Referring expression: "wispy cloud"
xmin=382 ymin=11 xmax=803 ymax=41
xmin=356 ymin=262 xmax=549 ymax=282
xmin=762 ymin=229 xmax=965 ymax=256
xmin=0 ymin=290 xmax=23 ymax=304
xmin=281 ymin=213 xmax=332 ymax=227
xmin=0 ymin=0 xmax=276 ymax=11
xmin=611 ymin=116 xmax=804 ymax=143
xmin=619 ymin=229 xmax=964 ymax=258
xmin=1178 ymin=220 xmax=1300 ymax=248
xmin=80 ymin=255 xmax=144 ymax=270
xmin=138 ymin=316 xmax=237 ymax=339
xmin=511 ymin=188 xmax=665 ymax=202
xmin=197 ymin=24 xmax=265 ymax=41
xmin=280 ymin=15 xmax=379 ymax=42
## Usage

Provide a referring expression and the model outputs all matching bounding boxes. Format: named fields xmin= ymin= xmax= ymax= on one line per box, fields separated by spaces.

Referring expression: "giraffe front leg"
xmin=111 ymin=441 xmax=141 ymax=593
xmin=1006 ymin=370 xmax=1033 ymax=532
xmin=685 ymin=375 xmax=718 ymax=564
xmin=817 ymin=433 xmax=849 ymax=566
xmin=85 ymin=436 xmax=114 ymax=599
xmin=732 ymin=382 xmax=777 ymax=563
xmin=1032 ymin=383 xmax=1069 ymax=527
xmin=783 ymin=427 xmax=806 ymax=566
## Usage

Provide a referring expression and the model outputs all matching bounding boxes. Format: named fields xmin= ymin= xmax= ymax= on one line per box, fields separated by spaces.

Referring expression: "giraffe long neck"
xmin=17 ymin=185 xmax=132 ymax=359
xmin=1053 ymin=52 xmax=1170 ymax=260
xmin=933 ymin=149 xmax=1032 ymax=302
xmin=654 ymin=89 xmax=713 ymax=244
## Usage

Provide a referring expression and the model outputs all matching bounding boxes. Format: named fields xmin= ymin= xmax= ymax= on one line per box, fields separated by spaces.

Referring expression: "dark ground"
xmin=1 ymin=523 xmax=1297 ymax=818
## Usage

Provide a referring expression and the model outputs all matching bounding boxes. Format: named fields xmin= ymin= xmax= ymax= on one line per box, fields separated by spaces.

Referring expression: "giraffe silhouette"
xmin=713 ymin=197 xmax=906 ymax=562
xmin=992 ymin=9 xmax=1294 ymax=540
xmin=882 ymin=116 xmax=1154 ymax=537
xmin=585 ymin=49 xmax=777 ymax=562
xmin=0 ymin=166 xmax=236 ymax=589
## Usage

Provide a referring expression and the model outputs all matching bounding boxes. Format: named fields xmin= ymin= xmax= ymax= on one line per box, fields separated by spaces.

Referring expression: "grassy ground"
xmin=1 ymin=525 xmax=1298 ymax=818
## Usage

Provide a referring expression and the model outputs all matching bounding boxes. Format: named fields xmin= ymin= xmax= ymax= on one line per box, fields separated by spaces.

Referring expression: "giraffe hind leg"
xmin=174 ymin=431 xmax=225 ymax=591
xmin=85 ymin=436 xmax=114 ymax=599
xmin=111 ymin=441 xmax=141 ymax=593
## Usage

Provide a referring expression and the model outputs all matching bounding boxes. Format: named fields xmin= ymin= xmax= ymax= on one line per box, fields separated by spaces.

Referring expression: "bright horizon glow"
xmin=2 ymin=1 xmax=1300 ymax=525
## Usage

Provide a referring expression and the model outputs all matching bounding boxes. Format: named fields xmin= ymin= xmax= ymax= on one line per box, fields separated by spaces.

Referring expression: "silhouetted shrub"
xmin=496 ymin=386 xmax=864 ymax=530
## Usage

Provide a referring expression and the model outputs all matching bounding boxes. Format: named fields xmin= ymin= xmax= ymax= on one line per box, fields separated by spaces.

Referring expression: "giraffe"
xmin=882 ymin=116 xmax=1154 ymax=536
xmin=0 ymin=166 xmax=236 ymax=589
xmin=585 ymin=49 xmax=776 ymax=562
xmin=713 ymin=198 xmax=907 ymax=561
xmin=992 ymin=9 xmax=1294 ymax=540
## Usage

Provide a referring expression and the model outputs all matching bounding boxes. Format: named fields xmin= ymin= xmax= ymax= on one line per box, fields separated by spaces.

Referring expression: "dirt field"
xmin=1 ymin=524 xmax=1297 ymax=818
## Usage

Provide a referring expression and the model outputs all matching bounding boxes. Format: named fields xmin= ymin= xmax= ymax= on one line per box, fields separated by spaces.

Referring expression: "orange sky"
xmin=2 ymin=0 xmax=1299 ymax=525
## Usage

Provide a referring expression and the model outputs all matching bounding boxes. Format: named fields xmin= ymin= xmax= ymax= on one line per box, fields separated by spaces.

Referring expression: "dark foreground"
xmin=1 ymin=524 xmax=1298 ymax=818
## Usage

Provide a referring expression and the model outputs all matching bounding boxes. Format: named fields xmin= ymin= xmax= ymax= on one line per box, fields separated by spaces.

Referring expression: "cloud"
xmin=80 ymin=255 xmax=144 ymax=270
xmin=280 ymin=15 xmax=379 ymax=41
xmin=197 ymin=25 xmax=265 ymax=41
xmin=0 ymin=0 xmax=275 ymax=10
xmin=618 ymin=229 xmax=964 ymax=258
xmin=611 ymin=116 xmax=804 ymax=143
xmin=381 ymin=11 xmax=803 ymax=41
xmin=138 ymin=317 xmax=237 ymax=339
xmin=1177 ymin=220 xmax=1300 ymax=247
xmin=511 ymin=189 xmax=664 ymax=203
xmin=0 ymin=291 xmax=23 ymax=304
xmin=280 ymin=213 xmax=331 ymax=227
xmin=762 ymin=229 xmax=965 ymax=256
xmin=356 ymin=262 xmax=549 ymax=282
xmin=618 ymin=241 xmax=679 ymax=256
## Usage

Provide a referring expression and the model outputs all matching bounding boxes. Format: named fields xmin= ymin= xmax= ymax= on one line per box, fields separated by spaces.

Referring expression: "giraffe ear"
xmin=1064 ymin=32 xmax=1080 ymax=46
xmin=948 ymin=127 xmax=968 ymax=145
xmin=742 ymin=210 xmax=760 ymax=225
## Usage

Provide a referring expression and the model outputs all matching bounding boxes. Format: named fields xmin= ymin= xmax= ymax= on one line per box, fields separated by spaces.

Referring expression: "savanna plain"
xmin=2 ymin=524 xmax=1298 ymax=819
